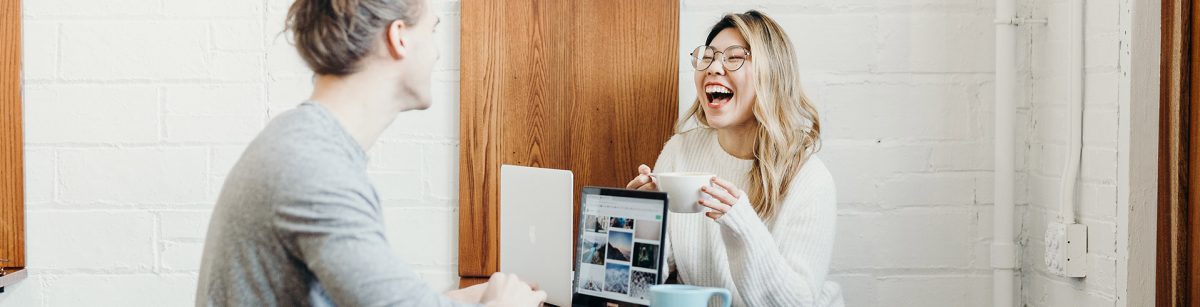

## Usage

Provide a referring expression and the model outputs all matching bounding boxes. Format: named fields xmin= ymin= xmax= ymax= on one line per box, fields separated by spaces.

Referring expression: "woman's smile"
xmin=704 ymin=81 xmax=735 ymax=110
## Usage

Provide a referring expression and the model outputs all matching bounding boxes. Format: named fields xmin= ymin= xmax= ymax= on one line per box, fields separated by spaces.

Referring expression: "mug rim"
xmin=652 ymin=172 xmax=714 ymax=178
xmin=649 ymin=284 xmax=710 ymax=292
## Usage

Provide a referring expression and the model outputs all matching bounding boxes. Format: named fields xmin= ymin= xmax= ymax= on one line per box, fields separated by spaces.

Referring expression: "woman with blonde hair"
xmin=626 ymin=10 xmax=843 ymax=306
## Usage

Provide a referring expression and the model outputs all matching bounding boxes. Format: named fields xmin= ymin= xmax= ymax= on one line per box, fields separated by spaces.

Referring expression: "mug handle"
xmin=706 ymin=288 xmax=732 ymax=307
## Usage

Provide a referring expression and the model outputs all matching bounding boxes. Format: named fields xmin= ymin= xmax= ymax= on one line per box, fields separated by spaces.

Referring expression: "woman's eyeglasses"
xmin=690 ymin=45 xmax=751 ymax=71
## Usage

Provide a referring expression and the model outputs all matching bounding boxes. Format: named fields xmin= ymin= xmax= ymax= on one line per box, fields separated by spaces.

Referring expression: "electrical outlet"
xmin=1043 ymin=223 xmax=1065 ymax=275
xmin=1044 ymin=222 xmax=1087 ymax=277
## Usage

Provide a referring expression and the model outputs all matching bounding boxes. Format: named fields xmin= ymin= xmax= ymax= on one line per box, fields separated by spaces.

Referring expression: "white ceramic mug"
xmin=651 ymin=172 xmax=715 ymax=213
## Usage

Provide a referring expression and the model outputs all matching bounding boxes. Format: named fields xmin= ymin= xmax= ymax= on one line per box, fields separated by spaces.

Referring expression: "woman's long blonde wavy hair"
xmin=681 ymin=11 xmax=821 ymax=221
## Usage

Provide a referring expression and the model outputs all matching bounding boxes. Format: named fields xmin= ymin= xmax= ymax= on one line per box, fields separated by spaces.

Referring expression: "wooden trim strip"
xmin=1158 ymin=0 xmax=1196 ymax=304
xmin=0 ymin=0 xmax=24 ymax=271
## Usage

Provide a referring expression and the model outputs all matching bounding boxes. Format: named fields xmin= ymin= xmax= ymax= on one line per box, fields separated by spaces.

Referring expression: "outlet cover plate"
xmin=1064 ymin=223 xmax=1087 ymax=277
xmin=1044 ymin=222 xmax=1088 ymax=277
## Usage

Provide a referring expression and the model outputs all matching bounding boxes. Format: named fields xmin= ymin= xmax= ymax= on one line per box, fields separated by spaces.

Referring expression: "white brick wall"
xmin=1019 ymin=0 xmax=1127 ymax=305
xmin=5 ymin=0 xmax=1138 ymax=306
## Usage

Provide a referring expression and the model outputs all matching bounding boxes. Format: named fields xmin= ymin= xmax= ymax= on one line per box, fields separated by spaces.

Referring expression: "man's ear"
xmin=385 ymin=20 xmax=408 ymax=60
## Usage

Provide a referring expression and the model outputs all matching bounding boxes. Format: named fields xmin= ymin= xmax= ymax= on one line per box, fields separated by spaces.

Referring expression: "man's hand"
xmin=445 ymin=282 xmax=488 ymax=304
xmin=480 ymin=272 xmax=547 ymax=307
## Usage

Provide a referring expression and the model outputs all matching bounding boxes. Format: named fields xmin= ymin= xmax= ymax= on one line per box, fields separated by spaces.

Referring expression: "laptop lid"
xmin=572 ymin=187 xmax=669 ymax=307
xmin=500 ymin=165 xmax=574 ymax=306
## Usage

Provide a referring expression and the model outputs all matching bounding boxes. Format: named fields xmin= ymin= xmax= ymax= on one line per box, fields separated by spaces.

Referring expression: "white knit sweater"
xmin=654 ymin=127 xmax=843 ymax=307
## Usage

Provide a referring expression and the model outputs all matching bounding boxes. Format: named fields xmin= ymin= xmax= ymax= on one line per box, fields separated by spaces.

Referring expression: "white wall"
xmin=1 ymin=0 xmax=1150 ymax=306
xmin=1118 ymin=0 xmax=1160 ymax=305
xmin=3 ymin=0 xmax=463 ymax=306
xmin=1018 ymin=0 xmax=1130 ymax=305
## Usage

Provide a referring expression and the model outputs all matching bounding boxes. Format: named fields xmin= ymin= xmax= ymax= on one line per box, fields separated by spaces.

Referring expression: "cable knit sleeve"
xmin=714 ymin=158 xmax=837 ymax=306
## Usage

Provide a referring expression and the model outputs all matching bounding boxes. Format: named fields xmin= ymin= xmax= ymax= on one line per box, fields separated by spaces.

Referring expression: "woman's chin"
xmin=704 ymin=115 xmax=735 ymax=129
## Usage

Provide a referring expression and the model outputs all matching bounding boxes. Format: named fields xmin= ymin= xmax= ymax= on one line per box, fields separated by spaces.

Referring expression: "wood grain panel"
xmin=459 ymin=0 xmax=502 ymax=278
xmin=1159 ymin=0 xmax=1198 ymax=304
xmin=1190 ymin=1 xmax=1200 ymax=300
xmin=1157 ymin=0 xmax=1183 ymax=304
xmin=459 ymin=0 xmax=678 ymax=283
xmin=0 ymin=0 xmax=23 ymax=270
xmin=1189 ymin=0 xmax=1200 ymax=300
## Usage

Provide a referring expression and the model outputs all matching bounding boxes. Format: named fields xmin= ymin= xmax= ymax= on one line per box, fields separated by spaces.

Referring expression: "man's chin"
xmin=400 ymin=98 xmax=433 ymax=111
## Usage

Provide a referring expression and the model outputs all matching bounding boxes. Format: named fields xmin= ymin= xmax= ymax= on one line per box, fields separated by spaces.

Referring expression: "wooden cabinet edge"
xmin=458 ymin=276 xmax=488 ymax=289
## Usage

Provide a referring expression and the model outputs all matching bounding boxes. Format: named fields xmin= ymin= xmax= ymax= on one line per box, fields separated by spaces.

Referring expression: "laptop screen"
xmin=574 ymin=188 xmax=668 ymax=307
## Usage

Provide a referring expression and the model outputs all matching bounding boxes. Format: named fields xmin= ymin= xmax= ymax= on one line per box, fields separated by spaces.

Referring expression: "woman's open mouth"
xmin=705 ymin=84 xmax=734 ymax=109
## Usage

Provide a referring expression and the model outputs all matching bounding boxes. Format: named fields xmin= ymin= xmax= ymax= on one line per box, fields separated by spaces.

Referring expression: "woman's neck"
xmin=309 ymin=71 xmax=405 ymax=151
xmin=716 ymin=121 xmax=758 ymax=160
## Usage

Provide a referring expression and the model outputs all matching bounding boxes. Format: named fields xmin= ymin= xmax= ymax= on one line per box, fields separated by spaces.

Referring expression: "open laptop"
xmin=500 ymin=166 xmax=669 ymax=307
xmin=571 ymin=187 xmax=669 ymax=307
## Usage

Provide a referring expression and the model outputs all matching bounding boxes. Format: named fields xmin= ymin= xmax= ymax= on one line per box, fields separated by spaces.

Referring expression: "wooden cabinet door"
xmin=458 ymin=0 xmax=679 ymax=286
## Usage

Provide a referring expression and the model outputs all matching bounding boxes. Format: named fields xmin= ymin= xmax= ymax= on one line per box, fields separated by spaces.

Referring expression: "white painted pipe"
xmin=992 ymin=0 xmax=1017 ymax=305
xmin=1059 ymin=0 xmax=1084 ymax=226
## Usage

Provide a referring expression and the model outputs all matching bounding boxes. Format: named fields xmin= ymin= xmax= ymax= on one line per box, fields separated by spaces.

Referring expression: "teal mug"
xmin=648 ymin=285 xmax=731 ymax=307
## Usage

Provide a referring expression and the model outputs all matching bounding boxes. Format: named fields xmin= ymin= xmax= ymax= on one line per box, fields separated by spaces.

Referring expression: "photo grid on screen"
xmin=577 ymin=213 xmax=662 ymax=301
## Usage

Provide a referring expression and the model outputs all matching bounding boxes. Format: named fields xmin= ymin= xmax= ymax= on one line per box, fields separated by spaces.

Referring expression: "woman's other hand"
xmin=699 ymin=176 xmax=743 ymax=220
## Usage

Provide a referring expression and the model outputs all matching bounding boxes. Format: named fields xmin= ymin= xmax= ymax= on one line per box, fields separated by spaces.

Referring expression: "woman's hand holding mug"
xmin=625 ymin=164 xmax=658 ymax=191
xmin=698 ymin=176 xmax=743 ymax=220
